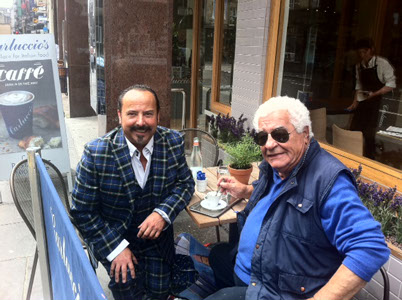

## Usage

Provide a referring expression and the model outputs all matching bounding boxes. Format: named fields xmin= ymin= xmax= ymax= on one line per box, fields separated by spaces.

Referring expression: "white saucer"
xmin=200 ymin=199 xmax=227 ymax=211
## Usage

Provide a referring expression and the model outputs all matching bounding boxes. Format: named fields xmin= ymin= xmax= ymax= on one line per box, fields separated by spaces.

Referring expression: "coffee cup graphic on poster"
xmin=0 ymin=90 xmax=34 ymax=139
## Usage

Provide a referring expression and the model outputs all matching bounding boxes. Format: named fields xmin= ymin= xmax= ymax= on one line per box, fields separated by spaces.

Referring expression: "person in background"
xmin=71 ymin=84 xmax=196 ymax=300
xmin=347 ymin=38 xmax=396 ymax=159
xmin=206 ymin=96 xmax=390 ymax=300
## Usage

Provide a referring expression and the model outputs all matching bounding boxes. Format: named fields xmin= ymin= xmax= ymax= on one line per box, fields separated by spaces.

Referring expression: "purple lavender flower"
xmin=350 ymin=165 xmax=362 ymax=180
xmin=207 ymin=112 xmax=252 ymax=144
xmin=390 ymin=195 xmax=402 ymax=211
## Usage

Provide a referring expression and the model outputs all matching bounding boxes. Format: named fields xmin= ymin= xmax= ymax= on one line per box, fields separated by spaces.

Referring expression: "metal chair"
xmin=10 ymin=159 xmax=96 ymax=300
xmin=179 ymin=128 xmax=219 ymax=167
xmin=10 ymin=159 xmax=70 ymax=300
xmin=379 ymin=266 xmax=390 ymax=300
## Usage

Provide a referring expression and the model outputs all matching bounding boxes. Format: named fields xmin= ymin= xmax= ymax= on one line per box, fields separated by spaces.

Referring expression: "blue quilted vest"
xmin=237 ymin=139 xmax=356 ymax=300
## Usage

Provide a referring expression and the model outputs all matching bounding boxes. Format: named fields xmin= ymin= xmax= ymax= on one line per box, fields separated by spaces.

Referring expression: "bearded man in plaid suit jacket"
xmin=71 ymin=85 xmax=196 ymax=300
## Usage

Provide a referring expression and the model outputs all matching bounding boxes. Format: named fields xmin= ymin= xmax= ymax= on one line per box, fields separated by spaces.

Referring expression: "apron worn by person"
xmin=350 ymin=57 xmax=384 ymax=158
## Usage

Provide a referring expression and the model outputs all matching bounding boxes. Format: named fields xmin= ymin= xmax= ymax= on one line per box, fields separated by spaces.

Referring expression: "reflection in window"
xmin=88 ymin=0 xmax=105 ymax=115
xmin=197 ymin=0 xmax=215 ymax=128
xmin=218 ymin=0 xmax=237 ymax=107
xmin=280 ymin=0 xmax=401 ymax=169
xmin=171 ymin=0 xmax=194 ymax=130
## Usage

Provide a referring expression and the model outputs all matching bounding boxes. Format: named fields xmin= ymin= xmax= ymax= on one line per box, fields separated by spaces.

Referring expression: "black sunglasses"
xmin=254 ymin=127 xmax=296 ymax=145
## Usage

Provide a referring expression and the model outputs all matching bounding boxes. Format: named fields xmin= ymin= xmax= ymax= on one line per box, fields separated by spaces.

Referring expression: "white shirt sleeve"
xmin=377 ymin=57 xmax=396 ymax=88
xmin=355 ymin=64 xmax=362 ymax=90
xmin=154 ymin=208 xmax=172 ymax=230
xmin=106 ymin=239 xmax=129 ymax=262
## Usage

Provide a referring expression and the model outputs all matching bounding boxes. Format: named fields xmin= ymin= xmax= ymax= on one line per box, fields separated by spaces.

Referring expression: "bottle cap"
xmin=197 ymin=171 xmax=206 ymax=180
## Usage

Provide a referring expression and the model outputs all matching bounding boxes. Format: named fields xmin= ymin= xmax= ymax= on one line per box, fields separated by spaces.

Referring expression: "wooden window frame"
xmin=189 ymin=0 xmax=202 ymax=128
xmin=210 ymin=0 xmax=231 ymax=116
xmin=263 ymin=0 xmax=401 ymax=188
xmin=189 ymin=0 xmax=231 ymax=128
xmin=262 ymin=0 xmax=285 ymax=102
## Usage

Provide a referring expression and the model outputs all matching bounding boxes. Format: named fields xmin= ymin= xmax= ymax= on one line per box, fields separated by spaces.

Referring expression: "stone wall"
xmin=64 ymin=0 xmax=95 ymax=117
xmin=103 ymin=0 xmax=173 ymax=131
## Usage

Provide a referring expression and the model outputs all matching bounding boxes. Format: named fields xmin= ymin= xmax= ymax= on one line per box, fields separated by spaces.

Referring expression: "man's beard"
xmin=131 ymin=125 xmax=152 ymax=144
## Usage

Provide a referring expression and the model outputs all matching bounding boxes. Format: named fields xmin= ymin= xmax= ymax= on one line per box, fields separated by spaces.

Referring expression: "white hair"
xmin=253 ymin=96 xmax=313 ymax=138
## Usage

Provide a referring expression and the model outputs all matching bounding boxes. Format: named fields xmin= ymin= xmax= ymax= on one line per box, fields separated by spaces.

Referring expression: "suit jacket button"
xmin=298 ymin=203 xmax=303 ymax=208
xmin=251 ymin=282 xmax=256 ymax=286
xmin=256 ymin=244 xmax=260 ymax=249
xmin=300 ymin=287 xmax=305 ymax=292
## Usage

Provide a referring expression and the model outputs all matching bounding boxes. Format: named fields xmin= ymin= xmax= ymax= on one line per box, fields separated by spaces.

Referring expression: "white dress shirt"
xmin=126 ymin=136 xmax=154 ymax=189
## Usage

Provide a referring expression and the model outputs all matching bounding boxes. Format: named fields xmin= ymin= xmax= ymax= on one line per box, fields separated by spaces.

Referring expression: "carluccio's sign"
xmin=0 ymin=35 xmax=70 ymax=182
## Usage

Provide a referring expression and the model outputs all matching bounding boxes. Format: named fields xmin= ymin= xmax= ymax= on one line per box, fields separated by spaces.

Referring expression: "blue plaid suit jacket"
xmin=71 ymin=126 xmax=195 ymax=263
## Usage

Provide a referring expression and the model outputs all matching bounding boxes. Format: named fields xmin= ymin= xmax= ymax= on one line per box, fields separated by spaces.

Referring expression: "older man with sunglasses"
xmin=205 ymin=96 xmax=390 ymax=300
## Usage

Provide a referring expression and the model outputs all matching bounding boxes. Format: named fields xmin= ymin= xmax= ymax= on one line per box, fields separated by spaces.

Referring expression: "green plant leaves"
xmin=224 ymin=135 xmax=262 ymax=169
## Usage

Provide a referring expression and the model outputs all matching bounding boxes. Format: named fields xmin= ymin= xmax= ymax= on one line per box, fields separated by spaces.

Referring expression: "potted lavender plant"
xmin=206 ymin=113 xmax=261 ymax=183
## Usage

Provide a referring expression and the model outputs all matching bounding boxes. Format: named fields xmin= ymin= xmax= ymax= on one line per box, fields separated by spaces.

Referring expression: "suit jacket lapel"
xmin=111 ymin=128 xmax=141 ymax=205
xmin=150 ymin=127 xmax=167 ymax=196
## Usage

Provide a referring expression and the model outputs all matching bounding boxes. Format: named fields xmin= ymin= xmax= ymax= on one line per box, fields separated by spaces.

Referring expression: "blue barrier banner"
xmin=36 ymin=156 xmax=107 ymax=300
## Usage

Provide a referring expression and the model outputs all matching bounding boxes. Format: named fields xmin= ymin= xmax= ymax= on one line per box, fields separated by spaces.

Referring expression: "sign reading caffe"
xmin=0 ymin=35 xmax=70 ymax=181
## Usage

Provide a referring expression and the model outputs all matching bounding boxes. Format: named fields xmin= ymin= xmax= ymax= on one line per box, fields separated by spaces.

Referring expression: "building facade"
xmin=8 ymin=0 xmax=401 ymax=299
xmin=56 ymin=0 xmax=401 ymax=183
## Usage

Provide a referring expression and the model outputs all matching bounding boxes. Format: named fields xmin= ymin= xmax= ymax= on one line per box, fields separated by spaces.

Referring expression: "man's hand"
xmin=347 ymin=91 xmax=361 ymax=111
xmin=137 ymin=212 xmax=166 ymax=239
xmin=110 ymin=248 xmax=138 ymax=283
xmin=346 ymin=101 xmax=358 ymax=111
xmin=218 ymin=176 xmax=253 ymax=200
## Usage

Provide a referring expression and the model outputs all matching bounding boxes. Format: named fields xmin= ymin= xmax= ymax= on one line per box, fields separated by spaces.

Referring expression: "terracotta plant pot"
xmin=228 ymin=165 xmax=253 ymax=185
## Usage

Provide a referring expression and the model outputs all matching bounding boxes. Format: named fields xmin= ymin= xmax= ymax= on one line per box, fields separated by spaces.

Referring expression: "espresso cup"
xmin=205 ymin=191 xmax=220 ymax=208
xmin=0 ymin=91 xmax=34 ymax=139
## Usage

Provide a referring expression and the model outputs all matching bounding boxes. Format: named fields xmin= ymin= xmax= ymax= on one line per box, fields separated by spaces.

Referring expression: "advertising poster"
xmin=0 ymin=35 xmax=70 ymax=181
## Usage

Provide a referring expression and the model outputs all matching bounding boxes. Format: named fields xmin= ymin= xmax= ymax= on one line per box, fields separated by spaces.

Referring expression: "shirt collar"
xmin=362 ymin=56 xmax=376 ymax=68
xmin=125 ymin=136 xmax=154 ymax=158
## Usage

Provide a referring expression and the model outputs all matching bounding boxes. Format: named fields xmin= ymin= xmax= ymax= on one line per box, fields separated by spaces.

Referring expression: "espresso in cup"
xmin=0 ymin=91 xmax=34 ymax=139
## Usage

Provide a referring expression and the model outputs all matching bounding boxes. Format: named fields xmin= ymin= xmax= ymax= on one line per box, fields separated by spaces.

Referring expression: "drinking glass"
xmin=217 ymin=166 xmax=229 ymax=203
xmin=217 ymin=166 xmax=229 ymax=180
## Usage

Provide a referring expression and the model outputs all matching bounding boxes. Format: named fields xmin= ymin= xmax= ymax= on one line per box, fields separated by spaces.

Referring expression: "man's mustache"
xmin=130 ymin=125 xmax=152 ymax=132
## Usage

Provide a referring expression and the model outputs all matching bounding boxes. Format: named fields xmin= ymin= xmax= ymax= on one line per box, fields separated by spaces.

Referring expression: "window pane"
xmin=197 ymin=0 xmax=215 ymax=129
xmin=218 ymin=0 xmax=237 ymax=107
xmin=171 ymin=0 xmax=194 ymax=130
xmin=280 ymin=0 xmax=402 ymax=169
